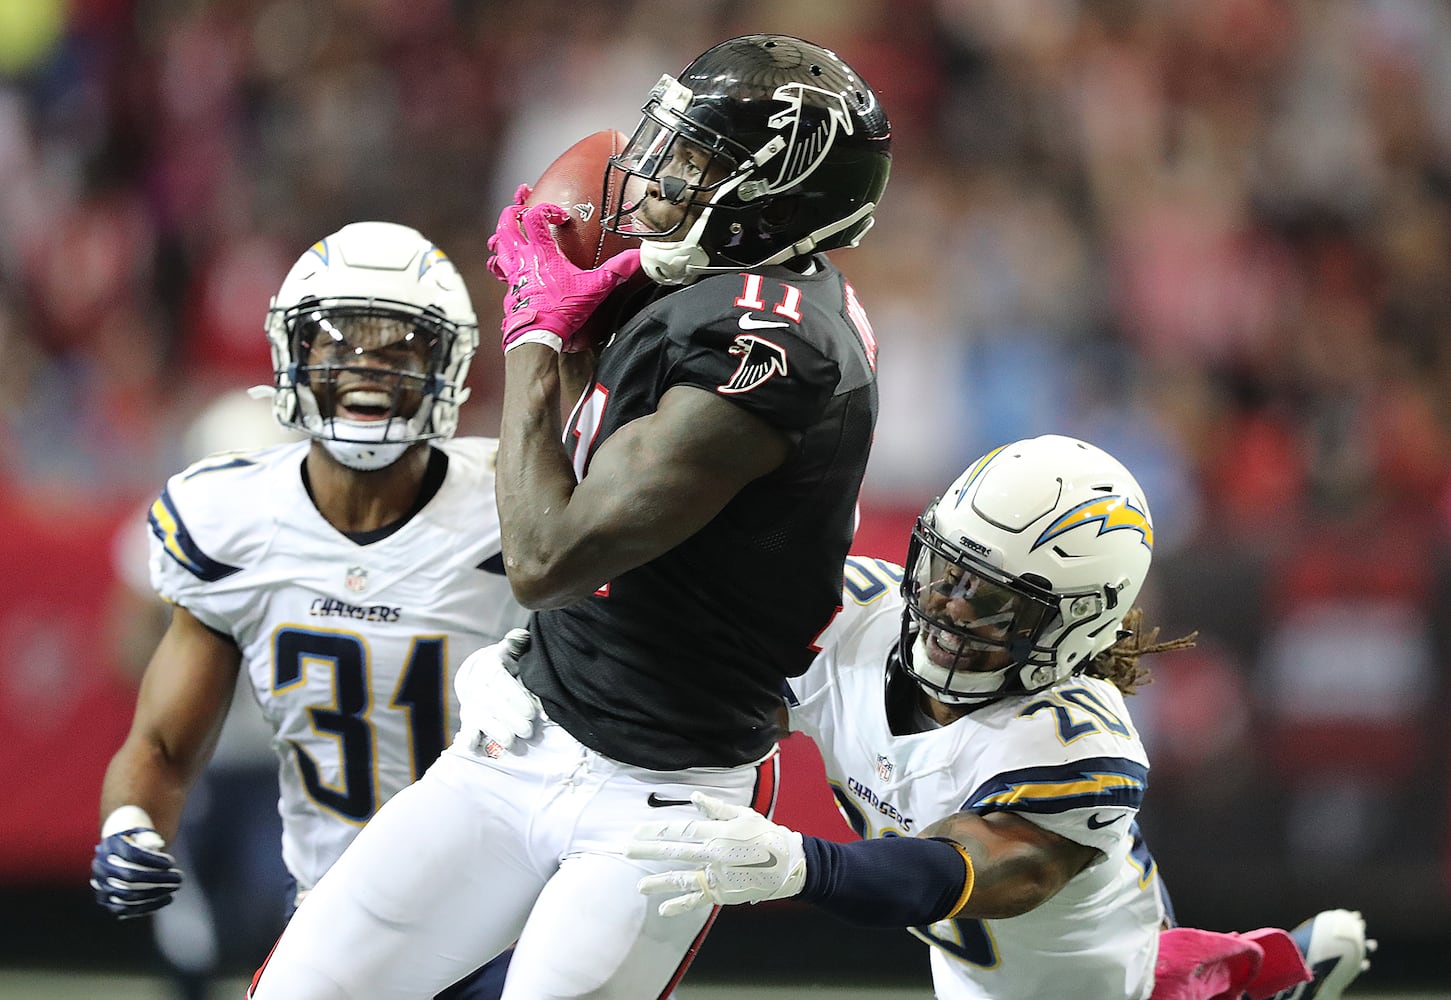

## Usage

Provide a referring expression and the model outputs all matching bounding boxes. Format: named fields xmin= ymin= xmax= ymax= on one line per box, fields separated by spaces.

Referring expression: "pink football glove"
xmin=485 ymin=183 xmax=531 ymax=285
xmin=487 ymin=196 xmax=641 ymax=354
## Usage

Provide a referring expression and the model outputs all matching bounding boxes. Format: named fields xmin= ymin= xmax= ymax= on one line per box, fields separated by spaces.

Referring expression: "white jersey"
xmin=787 ymin=556 xmax=1164 ymax=1000
xmin=148 ymin=438 xmax=527 ymax=894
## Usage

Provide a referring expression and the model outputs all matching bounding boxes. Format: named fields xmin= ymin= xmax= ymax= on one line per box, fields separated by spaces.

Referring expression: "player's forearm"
xmin=99 ymin=739 xmax=195 ymax=842
xmin=497 ymin=345 xmax=605 ymax=608
xmin=557 ymin=349 xmax=598 ymax=415
xmin=917 ymin=811 xmax=1088 ymax=919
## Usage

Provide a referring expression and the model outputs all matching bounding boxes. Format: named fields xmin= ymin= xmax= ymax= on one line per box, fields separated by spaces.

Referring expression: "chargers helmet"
xmin=263 ymin=222 xmax=479 ymax=471
xmin=900 ymin=435 xmax=1155 ymax=704
xmin=603 ymin=34 xmax=892 ymax=285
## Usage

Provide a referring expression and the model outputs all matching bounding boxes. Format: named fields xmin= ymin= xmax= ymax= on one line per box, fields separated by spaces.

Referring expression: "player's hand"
xmin=487 ymin=200 xmax=640 ymax=354
xmin=90 ymin=810 xmax=183 ymax=918
xmin=484 ymin=183 xmax=538 ymax=285
xmin=456 ymin=628 xmax=542 ymax=754
xmin=625 ymin=791 xmax=807 ymax=916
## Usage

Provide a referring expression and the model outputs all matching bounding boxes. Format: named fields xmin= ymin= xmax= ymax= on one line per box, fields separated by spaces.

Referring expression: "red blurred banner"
xmin=0 ymin=497 xmax=137 ymax=882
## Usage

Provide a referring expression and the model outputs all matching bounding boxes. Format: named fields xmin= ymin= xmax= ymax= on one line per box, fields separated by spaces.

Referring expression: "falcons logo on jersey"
xmin=719 ymin=334 xmax=789 ymax=394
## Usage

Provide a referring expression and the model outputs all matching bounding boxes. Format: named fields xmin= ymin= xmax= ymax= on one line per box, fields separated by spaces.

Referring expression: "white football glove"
xmin=625 ymin=791 xmax=806 ymax=917
xmin=456 ymin=628 xmax=541 ymax=754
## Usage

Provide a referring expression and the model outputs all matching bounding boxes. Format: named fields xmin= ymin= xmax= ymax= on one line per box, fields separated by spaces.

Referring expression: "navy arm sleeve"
xmin=797 ymin=834 xmax=973 ymax=927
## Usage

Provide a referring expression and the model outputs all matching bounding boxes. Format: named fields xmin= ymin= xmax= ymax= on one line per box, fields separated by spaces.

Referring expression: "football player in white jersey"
xmin=628 ymin=435 xmax=1374 ymax=1000
xmin=90 ymin=221 xmax=528 ymax=998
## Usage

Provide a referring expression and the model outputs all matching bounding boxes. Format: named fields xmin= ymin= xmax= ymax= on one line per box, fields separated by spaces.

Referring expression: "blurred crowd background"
xmin=2 ymin=0 xmax=1449 ymax=993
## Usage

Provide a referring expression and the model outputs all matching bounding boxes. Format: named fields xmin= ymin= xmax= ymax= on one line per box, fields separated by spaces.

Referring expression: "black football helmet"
xmin=603 ymin=34 xmax=892 ymax=284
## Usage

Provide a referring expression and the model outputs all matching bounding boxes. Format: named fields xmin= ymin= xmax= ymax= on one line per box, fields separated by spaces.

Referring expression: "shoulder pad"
xmin=436 ymin=436 xmax=500 ymax=480
xmin=149 ymin=443 xmax=305 ymax=586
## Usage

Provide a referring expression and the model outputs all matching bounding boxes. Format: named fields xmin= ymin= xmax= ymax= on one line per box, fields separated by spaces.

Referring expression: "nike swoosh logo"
xmin=646 ymin=793 xmax=693 ymax=808
xmin=738 ymin=313 xmax=790 ymax=331
xmin=736 ymin=855 xmax=780 ymax=869
xmin=1086 ymin=812 xmax=1125 ymax=830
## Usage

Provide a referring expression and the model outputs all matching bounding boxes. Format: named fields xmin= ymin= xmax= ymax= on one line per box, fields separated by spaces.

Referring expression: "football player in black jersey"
xmin=247 ymin=34 xmax=892 ymax=1000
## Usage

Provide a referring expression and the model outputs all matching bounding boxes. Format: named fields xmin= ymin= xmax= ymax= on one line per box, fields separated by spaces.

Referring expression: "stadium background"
xmin=1 ymin=0 xmax=1448 ymax=995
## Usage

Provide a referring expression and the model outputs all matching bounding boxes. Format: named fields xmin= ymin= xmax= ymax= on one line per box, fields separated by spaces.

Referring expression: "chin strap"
xmin=317 ymin=416 xmax=417 ymax=470
xmin=321 ymin=437 xmax=410 ymax=471
xmin=640 ymin=201 xmax=879 ymax=285
xmin=639 ymin=239 xmax=711 ymax=285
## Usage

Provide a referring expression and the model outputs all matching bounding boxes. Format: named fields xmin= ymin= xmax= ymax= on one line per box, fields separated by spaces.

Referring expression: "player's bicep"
xmin=571 ymin=384 xmax=790 ymax=571
xmin=127 ymin=604 xmax=242 ymax=771
xmin=921 ymin=810 xmax=1100 ymax=919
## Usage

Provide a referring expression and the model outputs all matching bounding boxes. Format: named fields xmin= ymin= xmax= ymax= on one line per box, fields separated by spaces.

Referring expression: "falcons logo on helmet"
xmin=762 ymin=83 xmax=854 ymax=195
xmin=719 ymin=334 xmax=789 ymax=394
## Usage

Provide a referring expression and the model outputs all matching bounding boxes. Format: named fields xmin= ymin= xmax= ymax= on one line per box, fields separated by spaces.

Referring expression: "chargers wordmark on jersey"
xmin=845 ymin=775 xmax=913 ymax=831
xmin=308 ymin=598 xmax=401 ymax=622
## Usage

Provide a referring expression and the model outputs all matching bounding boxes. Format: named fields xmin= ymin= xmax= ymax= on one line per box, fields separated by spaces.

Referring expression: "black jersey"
xmin=513 ymin=259 xmax=879 ymax=769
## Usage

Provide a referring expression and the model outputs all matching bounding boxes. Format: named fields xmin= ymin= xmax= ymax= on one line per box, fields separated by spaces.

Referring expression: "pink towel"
xmin=1151 ymin=926 xmax=1311 ymax=1000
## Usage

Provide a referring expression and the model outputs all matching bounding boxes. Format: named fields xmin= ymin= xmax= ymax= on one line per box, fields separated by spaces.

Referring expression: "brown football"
xmin=525 ymin=129 xmax=639 ymax=269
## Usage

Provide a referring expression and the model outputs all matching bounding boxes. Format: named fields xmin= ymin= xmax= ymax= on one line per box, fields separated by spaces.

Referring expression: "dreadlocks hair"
xmin=1085 ymin=607 xmax=1198 ymax=696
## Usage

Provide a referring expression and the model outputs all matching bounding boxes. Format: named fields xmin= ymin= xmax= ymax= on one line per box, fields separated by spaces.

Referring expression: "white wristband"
xmin=504 ymin=330 xmax=564 ymax=354
xmin=102 ymin=805 xmax=157 ymax=838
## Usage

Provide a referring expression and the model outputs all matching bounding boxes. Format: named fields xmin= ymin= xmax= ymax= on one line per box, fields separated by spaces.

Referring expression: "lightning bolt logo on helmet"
xmin=1032 ymin=496 xmax=1154 ymax=552
xmin=416 ymin=244 xmax=449 ymax=278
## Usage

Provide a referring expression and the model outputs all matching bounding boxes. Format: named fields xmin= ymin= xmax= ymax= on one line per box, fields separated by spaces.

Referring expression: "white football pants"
xmin=249 ymin=716 xmax=779 ymax=999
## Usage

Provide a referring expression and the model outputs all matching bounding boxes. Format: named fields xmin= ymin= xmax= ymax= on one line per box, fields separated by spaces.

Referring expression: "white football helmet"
xmin=263 ymin=221 xmax=479 ymax=470
xmin=900 ymin=434 xmax=1154 ymax=704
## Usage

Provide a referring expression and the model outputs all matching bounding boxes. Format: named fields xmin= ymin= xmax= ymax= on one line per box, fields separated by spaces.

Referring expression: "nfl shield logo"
xmin=875 ymin=755 xmax=893 ymax=781
xmin=344 ymin=566 xmax=368 ymax=594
